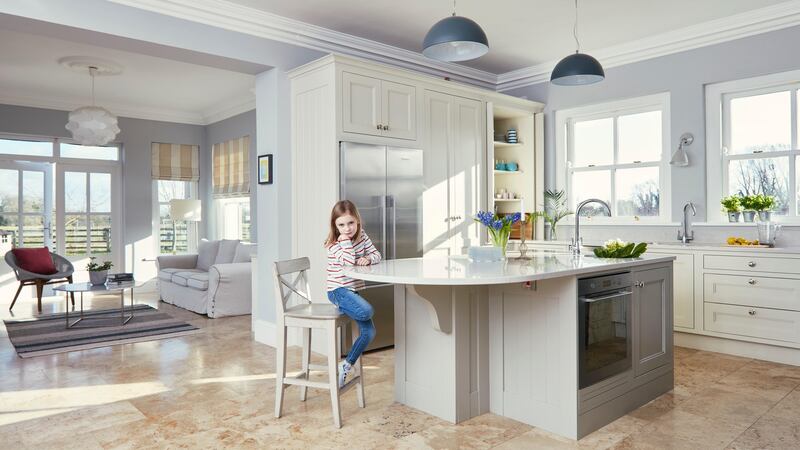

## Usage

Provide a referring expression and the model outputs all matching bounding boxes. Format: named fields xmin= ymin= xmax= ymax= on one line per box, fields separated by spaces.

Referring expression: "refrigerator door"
xmin=387 ymin=147 xmax=424 ymax=259
xmin=340 ymin=142 xmax=386 ymax=256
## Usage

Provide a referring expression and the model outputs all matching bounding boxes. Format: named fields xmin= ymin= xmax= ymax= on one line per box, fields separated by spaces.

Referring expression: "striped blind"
xmin=213 ymin=135 xmax=250 ymax=197
xmin=151 ymin=143 xmax=200 ymax=181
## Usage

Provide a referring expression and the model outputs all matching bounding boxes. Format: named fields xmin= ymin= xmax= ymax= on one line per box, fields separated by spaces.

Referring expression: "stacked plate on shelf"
xmin=506 ymin=129 xmax=517 ymax=143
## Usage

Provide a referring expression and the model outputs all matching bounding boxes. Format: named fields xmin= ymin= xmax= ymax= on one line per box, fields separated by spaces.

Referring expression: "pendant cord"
xmin=452 ymin=0 xmax=456 ymax=16
xmin=89 ymin=66 xmax=97 ymax=107
xmin=573 ymin=0 xmax=580 ymax=53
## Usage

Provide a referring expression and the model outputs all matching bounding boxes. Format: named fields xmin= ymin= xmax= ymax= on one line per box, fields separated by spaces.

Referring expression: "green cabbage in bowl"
xmin=593 ymin=239 xmax=648 ymax=258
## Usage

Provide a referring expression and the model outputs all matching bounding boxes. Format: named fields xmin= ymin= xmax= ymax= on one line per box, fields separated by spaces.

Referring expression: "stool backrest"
xmin=273 ymin=257 xmax=312 ymax=317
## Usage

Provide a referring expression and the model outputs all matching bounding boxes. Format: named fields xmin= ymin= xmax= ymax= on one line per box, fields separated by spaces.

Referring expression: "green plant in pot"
xmin=753 ymin=194 xmax=776 ymax=221
xmin=535 ymin=189 xmax=573 ymax=240
xmin=86 ymin=257 xmax=113 ymax=285
xmin=720 ymin=195 xmax=742 ymax=222
xmin=739 ymin=195 xmax=758 ymax=222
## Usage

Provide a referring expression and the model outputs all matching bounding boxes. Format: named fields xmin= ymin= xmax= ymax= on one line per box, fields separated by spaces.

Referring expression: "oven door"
xmin=578 ymin=288 xmax=633 ymax=389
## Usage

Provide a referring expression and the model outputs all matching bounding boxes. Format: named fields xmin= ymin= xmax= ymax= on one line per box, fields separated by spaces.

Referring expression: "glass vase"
xmin=489 ymin=228 xmax=510 ymax=258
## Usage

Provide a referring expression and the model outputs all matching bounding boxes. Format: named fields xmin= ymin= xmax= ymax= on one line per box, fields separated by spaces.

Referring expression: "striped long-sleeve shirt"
xmin=327 ymin=232 xmax=381 ymax=292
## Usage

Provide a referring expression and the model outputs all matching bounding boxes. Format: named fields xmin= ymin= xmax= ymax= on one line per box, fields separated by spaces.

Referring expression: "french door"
xmin=0 ymin=161 xmax=54 ymax=249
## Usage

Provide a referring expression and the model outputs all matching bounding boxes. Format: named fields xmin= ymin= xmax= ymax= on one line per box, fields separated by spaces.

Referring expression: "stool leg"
xmin=300 ymin=327 xmax=311 ymax=401
xmin=353 ymin=322 xmax=365 ymax=408
xmin=275 ymin=320 xmax=287 ymax=418
xmin=327 ymin=321 xmax=342 ymax=428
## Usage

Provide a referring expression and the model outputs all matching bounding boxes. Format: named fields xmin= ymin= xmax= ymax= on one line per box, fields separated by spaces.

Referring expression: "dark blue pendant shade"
xmin=423 ymin=15 xmax=489 ymax=62
xmin=550 ymin=52 xmax=605 ymax=85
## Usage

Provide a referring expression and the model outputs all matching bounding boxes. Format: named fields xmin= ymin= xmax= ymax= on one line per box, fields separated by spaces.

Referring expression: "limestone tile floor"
xmin=2 ymin=291 xmax=800 ymax=449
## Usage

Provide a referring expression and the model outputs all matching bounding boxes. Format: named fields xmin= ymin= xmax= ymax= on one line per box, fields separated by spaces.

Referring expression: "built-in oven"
xmin=578 ymin=272 xmax=633 ymax=389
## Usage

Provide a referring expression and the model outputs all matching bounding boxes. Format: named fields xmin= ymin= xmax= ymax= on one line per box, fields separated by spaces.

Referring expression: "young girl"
xmin=325 ymin=200 xmax=381 ymax=387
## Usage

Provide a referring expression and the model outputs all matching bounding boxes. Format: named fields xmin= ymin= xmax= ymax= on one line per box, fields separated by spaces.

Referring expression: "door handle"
xmin=580 ymin=290 xmax=632 ymax=303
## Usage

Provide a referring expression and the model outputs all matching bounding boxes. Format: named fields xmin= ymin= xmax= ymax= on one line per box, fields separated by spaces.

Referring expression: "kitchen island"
xmin=345 ymin=251 xmax=675 ymax=439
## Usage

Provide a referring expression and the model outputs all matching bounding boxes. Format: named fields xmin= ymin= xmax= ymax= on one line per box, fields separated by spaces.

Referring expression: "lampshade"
xmin=169 ymin=199 xmax=202 ymax=222
xmin=550 ymin=52 xmax=605 ymax=86
xmin=65 ymin=106 xmax=120 ymax=146
xmin=423 ymin=15 xmax=489 ymax=62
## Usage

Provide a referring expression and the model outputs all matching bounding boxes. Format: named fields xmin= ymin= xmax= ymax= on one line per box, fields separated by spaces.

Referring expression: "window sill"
xmin=557 ymin=221 xmax=681 ymax=227
xmin=694 ymin=222 xmax=800 ymax=227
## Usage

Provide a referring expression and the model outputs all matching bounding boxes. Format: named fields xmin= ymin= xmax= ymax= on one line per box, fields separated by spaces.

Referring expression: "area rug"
xmin=3 ymin=304 xmax=201 ymax=358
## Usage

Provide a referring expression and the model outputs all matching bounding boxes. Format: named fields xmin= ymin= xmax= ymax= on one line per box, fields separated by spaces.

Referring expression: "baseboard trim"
xmin=252 ymin=318 xmax=330 ymax=355
xmin=675 ymin=332 xmax=800 ymax=366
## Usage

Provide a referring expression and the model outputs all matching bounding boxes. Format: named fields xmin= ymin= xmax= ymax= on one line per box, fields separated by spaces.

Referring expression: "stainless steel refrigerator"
xmin=340 ymin=142 xmax=424 ymax=351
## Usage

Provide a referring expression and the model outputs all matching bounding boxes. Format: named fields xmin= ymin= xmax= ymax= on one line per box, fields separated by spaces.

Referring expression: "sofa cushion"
xmin=186 ymin=273 xmax=209 ymax=291
xmin=232 ymin=242 xmax=256 ymax=263
xmin=215 ymin=239 xmax=240 ymax=265
xmin=11 ymin=248 xmax=57 ymax=275
xmin=197 ymin=239 xmax=220 ymax=271
xmin=158 ymin=268 xmax=185 ymax=281
xmin=171 ymin=270 xmax=203 ymax=287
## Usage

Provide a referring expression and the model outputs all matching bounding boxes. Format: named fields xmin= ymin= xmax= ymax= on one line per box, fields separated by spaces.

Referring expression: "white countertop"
xmin=344 ymin=252 xmax=675 ymax=286
xmin=523 ymin=240 xmax=800 ymax=254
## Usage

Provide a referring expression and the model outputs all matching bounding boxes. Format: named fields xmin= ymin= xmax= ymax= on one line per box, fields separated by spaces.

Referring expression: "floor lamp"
xmin=169 ymin=199 xmax=202 ymax=253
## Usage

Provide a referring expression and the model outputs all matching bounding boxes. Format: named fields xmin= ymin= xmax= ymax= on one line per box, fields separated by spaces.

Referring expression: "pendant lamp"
xmin=551 ymin=0 xmax=604 ymax=86
xmin=423 ymin=0 xmax=488 ymax=62
xmin=65 ymin=65 xmax=120 ymax=146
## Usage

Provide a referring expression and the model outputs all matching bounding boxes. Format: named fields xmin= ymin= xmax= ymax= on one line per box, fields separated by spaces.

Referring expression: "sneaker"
xmin=337 ymin=360 xmax=352 ymax=388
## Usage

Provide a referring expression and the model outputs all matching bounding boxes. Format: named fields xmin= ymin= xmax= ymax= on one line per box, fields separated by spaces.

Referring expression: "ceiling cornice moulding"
xmin=496 ymin=1 xmax=800 ymax=92
xmin=107 ymin=0 xmax=498 ymax=89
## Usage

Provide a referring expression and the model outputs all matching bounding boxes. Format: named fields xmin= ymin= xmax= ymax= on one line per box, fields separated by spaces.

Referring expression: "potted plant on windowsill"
xmin=753 ymin=194 xmax=776 ymax=222
xmin=86 ymin=257 xmax=113 ymax=285
xmin=739 ymin=195 xmax=758 ymax=223
xmin=720 ymin=196 xmax=742 ymax=223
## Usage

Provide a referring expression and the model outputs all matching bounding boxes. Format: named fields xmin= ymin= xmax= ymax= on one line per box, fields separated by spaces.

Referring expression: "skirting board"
xmin=675 ymin=332 xmax=800 ymax=366
xmin=252 ymin=318 xmax=331 ymax=356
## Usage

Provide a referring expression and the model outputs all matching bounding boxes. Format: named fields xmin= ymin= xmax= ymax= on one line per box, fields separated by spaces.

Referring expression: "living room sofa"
xmin=156 ymin=239 xmax=255 ymax=317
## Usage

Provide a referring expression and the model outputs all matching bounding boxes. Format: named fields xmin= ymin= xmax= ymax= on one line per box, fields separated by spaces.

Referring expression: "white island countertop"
xmin=345 ymin=252 xmax=675 ymax=286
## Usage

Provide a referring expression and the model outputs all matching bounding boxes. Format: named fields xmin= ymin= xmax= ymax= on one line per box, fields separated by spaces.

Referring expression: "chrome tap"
xmin=570 ymin=199 xmax=612 ymax=256
xmin=678 ymin=202 xmax=696 ymax=243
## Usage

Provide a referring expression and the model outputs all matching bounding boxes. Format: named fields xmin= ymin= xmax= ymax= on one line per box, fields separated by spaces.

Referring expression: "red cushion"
xmin=11 ymin=248 xmax=58 ymax=275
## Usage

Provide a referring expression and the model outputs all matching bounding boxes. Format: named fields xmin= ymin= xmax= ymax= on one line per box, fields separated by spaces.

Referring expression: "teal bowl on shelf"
xmin=495 ymin=162 xmax=507 ymax=170
xmin=505 ymin=162 xmax=518 ymax=171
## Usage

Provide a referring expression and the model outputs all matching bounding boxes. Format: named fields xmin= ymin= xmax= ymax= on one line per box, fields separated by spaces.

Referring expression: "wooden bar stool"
xmin=273 ymin=257 xmax=365 ymax=428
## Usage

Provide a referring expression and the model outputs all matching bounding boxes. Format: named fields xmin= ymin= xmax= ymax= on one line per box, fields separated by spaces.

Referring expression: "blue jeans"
xmin=327 ymin=287 xmax=376 ymax=365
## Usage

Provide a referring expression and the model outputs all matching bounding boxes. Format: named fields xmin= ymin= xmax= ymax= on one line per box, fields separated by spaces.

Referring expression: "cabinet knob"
xmin=747 ymin=261 xmax=756 ymax=267
xmin=748 ymin=309 xmax=757 ymax=316
xmin=748 ymin=279 xmax=756 ymax=285
xmin=383 ymin=125 xmax=389 ymax=131
xmin=444 ymin=217 xmax=450 ymax=223
xmin=377 ymin=124 xmax=382 ymax=130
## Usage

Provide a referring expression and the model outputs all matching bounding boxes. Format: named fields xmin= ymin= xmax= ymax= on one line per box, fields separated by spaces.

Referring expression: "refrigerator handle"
xmin=380 ymin=195 xmax=387 ymax=259
xmin=388 ymin=195 xmax=396 ymax=260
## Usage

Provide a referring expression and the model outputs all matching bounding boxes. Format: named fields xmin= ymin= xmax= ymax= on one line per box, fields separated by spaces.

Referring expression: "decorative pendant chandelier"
xmin=550 ymin=0 xmax=605 ymax=86
xmin=423 ymin=0 xmax=488 ymax=62
xmin=65 ymin=65 xmax=120 ymax=146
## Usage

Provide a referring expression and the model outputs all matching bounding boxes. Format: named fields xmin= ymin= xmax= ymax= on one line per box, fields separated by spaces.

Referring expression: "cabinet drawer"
xmin=704 ymin=303 xmax=800 ymax=344
xmin=704 ymin=273 xmax=800 ymax=311
xmin=704 ymin=254 xmax=800 ymax=275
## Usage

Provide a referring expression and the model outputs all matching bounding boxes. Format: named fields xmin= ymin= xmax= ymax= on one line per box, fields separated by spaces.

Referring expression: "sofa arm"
xmin=157 ymin=254 xmax=198 ymax=270
xmin=207 ymin=262 xmax=252 ymax=317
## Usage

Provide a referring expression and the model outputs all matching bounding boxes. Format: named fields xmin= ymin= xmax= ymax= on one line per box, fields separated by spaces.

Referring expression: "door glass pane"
xmin=22 ymin=215 xmax=45 ymax=248
xmin=730 ymin=91 xmax=791 ymax=154
xmin=572 ymin=170 xmax=611 ymax=213
xmin=729 ymin=157 xmax=790 ymax=215
xmin=573 ymin=118 xmax=613 ymax=167
xmin=616 ymin=167 xmax=660 ymax=217
xmin=90 ymin=215 xmax=112 ymax=256
xmin=618 ymin=111 xmax=661 ymax=163
xmin=0 ymin=169 xmax=18 ymax=213
xmin=61 ymin=143 xmax=118 ymax=161
xmin=22 ymin=171 xmax=44 ymax=213
xmin=65 ymin=172 xmax=87 ymax=213
xmin=65 ymin=215 xmax=87 ymax=256
xmin=0 ymin=215 xmax=18 ymax=247
xmin=0 ymin=138 xmax=52 ymax=157
xmin=90 ymin=173 xmax=111 ymax=213
xmin=241 ymin=201 xmax=251 ymax=242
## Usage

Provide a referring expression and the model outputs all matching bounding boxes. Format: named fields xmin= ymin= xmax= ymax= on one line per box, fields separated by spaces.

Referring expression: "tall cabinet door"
xmin=450 ymin=96 xmax=483 ymax=254
xmin=632 ymin=266 xmax=673 ymax=377
xmin=382 ymin=81 xmax=416 ymax=140
xmin=422 ymin=90 xmax=453 ymax=258
xmin=342 ymin=72 xmax=382 ymax=136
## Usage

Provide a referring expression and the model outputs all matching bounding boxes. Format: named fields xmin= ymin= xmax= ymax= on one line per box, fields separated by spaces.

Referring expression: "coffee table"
xmin=54 ymin=281 xmax=138 ymax=328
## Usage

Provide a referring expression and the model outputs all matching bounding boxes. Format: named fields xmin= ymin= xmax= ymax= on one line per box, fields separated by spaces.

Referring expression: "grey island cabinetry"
xmin=346 ymin=252 xmax=674 ymax=440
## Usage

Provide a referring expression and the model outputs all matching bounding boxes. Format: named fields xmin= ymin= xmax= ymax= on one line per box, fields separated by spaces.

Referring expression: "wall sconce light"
xmin=670 ymin=133 xmax=693 ymax=166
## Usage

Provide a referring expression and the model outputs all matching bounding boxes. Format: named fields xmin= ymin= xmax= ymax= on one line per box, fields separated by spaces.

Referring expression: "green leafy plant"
xmin=739 ymin=195 xmax=758 ymax=211
xmin=720 ymin=196 xmax=741 ymax=213
xmin=593 ymin=239 xmax=648 ymax=258
xmin=86 ymin=256 xmax=113 ymax=272
xmin=752 ymin=194 xmax=776 ymax=212
xmin=533 ymin=189 xmax=573 ymax=240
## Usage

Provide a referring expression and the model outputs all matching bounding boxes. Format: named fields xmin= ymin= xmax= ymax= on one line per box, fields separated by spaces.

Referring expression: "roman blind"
xmin=213 ymin=135 xmax=250 ymax=197
xmin=151 ymin=143 xmax=200 ymax=181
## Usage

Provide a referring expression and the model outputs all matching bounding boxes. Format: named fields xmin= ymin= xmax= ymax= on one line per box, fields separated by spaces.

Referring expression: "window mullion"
xmin=611 ymin=116 xmax=619 ymax=214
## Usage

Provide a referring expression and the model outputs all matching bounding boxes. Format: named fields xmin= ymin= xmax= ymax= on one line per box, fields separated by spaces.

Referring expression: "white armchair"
xmin=157 ymin=240 xmax=255 ymax=317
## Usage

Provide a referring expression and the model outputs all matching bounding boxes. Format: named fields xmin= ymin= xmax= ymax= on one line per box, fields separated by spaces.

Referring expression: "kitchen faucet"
xmin=678 ymin=202 xmax=696 ymax=243
xmin=570 ymin=199 xmax=612 ymax=256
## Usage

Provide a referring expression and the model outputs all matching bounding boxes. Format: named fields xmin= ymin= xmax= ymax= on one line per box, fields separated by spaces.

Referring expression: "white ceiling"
xmin=227 ymin=0 xmax=789 ymax=73
xmin=0 ymin=28 xmax=257 ymax=125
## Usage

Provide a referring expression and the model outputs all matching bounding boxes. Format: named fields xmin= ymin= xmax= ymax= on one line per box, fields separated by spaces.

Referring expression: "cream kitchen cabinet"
xmin=342 ymin=71 xmax=416 ymax=140
xmin=648 ymin=251 xmax=695 ymax=330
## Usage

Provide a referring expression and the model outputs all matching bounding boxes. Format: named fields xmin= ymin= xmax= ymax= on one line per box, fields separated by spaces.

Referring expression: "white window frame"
xmin=152 ymin=180 xmax=198 ymax=254
xmin=555 ymin=93 xmax=672 ymax=224
xmin=706 ymin=69 xmax=800 ymax=223
xmin=215 ymin=196 xmax=251 ymax=241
